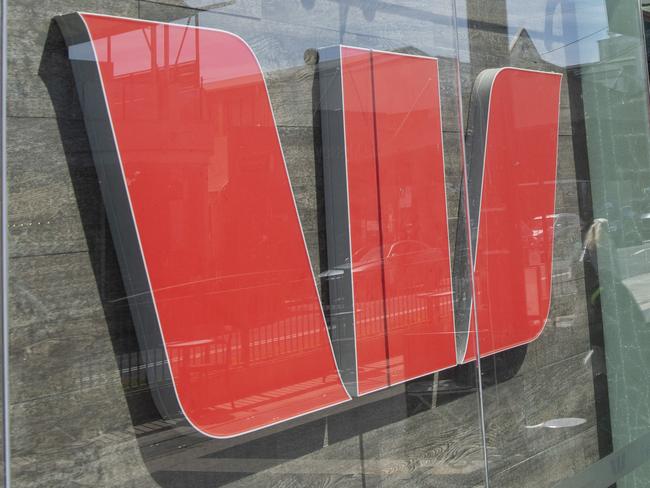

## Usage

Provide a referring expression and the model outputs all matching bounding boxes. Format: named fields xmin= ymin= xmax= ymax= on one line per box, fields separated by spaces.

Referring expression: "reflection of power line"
xmin=193 ymin=0 xmax=519 ymax=35
xmin=540 ymin=27 xmax=608 ymax=55
xmin=185 ymin=0 xmax=237 ymax=9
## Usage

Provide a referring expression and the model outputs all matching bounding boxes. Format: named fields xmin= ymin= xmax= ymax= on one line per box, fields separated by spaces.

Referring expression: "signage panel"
xmin=319 ymin=46 xmax=455 ymax=396
xmin=56 ymin=13 xmax=351 ymax=439
xmin=56 ymin=12 xmax=562 ymax=438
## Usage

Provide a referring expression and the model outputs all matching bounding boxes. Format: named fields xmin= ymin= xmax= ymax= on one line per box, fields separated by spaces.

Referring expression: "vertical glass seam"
xmin=450 ymin=1 xmax=490 ymax=486
xmin=1 ymin=0 xmax=9 ymax=484
xmin=636 ymin=0 xmax=650 ymax=108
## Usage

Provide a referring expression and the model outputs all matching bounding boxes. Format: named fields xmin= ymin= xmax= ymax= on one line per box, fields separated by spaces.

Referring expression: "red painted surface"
xmin=340 ymin=48 xmax=455 ymax=392
xmin=81 ymin=14 xmax=350 ymax=438
xmin=471 ymin=68 xmax=562 ymax=357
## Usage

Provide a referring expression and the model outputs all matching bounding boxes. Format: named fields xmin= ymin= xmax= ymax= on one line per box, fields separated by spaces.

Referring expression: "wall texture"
xmin=6 ymin=1 xmax=601 ymax=487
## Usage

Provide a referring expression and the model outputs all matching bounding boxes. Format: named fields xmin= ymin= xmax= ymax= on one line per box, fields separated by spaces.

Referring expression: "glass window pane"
xmin=471 ymin=0 xmax=650 ymax=486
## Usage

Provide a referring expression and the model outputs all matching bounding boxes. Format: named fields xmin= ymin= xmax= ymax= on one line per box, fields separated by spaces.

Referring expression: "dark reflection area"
xmin=310 ymin=49 xmax=332 ymax=317
xmin=436 ymin=365 xmax=475 ymax=408
xmin=436 ymin=347 xmax=527 ymax=409
xmin=566 ymin=67 xmax=614 ymax=461
xmin=38 ymin=19 xmax=485 ymax=488
xmin=478 ymin=345 xmax=528 ymax=387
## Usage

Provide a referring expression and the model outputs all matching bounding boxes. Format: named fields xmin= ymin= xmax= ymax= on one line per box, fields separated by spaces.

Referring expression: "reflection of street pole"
xmin=338 ymin=3 xmax=349 ymax=44
xmin=466 ymin=0 xmax=509 ymax=81
xmin=461 ymin=3 xmax=509 ymax=487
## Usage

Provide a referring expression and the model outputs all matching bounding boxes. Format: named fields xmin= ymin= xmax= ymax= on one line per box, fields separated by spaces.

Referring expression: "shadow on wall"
xmin=37 ymin=18 xmax=525 ymax=488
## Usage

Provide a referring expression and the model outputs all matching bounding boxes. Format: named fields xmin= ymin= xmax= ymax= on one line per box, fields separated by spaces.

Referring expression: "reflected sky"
xmin=506 ymin=0 xmax=610 ymax=67
xmin=157 ymin=0 xmax=613 ymax=68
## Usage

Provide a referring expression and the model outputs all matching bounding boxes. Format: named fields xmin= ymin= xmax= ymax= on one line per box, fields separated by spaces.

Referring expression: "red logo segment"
xmin=338 ymin=47 xmax=455 ymax=393
xmin=470 ymin=68 xmax=562 ymax=358
xmin=79 ymin=13 xmax=350 ymax=438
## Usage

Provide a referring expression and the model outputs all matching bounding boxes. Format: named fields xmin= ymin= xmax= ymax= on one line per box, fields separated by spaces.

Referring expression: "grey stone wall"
xmin=5 ymin=1 xmax=601 ymax=487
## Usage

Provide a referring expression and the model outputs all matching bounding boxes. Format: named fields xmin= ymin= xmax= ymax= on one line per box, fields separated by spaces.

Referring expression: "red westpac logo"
xmin=56 ymin=13 xmax=562 ymax=438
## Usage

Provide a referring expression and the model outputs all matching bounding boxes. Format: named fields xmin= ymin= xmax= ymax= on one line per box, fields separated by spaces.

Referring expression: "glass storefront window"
xmin=2 ymin=0 xmax=650 ymax=487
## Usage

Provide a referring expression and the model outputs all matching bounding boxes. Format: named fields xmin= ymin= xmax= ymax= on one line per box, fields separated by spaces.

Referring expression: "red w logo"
xmin=56 ymin=13 xmax=562 ymax=438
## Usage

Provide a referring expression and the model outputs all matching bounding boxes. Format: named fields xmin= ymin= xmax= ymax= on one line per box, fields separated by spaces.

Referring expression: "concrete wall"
xmin=5 ymin=1 xmax=600 ymax=487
